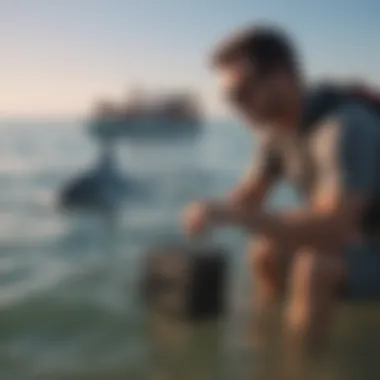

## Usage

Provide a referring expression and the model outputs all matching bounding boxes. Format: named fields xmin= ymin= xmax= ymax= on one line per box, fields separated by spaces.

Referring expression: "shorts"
xmin=343 ymin=242 xmax=380 ymax=300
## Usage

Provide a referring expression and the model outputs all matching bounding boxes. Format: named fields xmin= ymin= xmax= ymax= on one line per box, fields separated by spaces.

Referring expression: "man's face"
xmin=218 ymin=59 xmax=293 ymax=126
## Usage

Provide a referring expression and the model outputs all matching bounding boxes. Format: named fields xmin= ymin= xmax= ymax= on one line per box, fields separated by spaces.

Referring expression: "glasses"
xmin=225 ymin=71 xmax=270 ymax=110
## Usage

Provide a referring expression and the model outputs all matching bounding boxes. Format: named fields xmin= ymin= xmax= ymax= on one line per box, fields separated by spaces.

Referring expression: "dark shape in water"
xmin=59 ymin=147 xmax=132 ymax=212
xmin=59 ymin=172 xmax=127 ymax=212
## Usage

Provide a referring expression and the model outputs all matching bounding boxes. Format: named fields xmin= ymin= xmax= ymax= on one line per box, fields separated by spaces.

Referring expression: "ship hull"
xmin=88 ymin=117 xmax=202 ymax=141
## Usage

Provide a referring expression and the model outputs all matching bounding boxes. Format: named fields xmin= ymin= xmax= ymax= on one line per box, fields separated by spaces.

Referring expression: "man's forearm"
xmin=228 ymin=178 xmax=271 ymax=209
xmin=212 ymin=203 xmax=344 ymax=248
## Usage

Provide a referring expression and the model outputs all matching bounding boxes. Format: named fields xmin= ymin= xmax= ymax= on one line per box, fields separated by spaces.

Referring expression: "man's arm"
xmin=228 ymin=166 xmax=273 ymax=207
xmin=228 ymin=137 xmax=283 ymax=207
xmin=183 ymin=136 xmax=282 ymax=238
xmin=212 ymin=108 xmax=378 ymax=249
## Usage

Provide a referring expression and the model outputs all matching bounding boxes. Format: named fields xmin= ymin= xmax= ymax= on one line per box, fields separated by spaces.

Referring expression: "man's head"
xmin=211 ymin=25 xmax=302 ymax=126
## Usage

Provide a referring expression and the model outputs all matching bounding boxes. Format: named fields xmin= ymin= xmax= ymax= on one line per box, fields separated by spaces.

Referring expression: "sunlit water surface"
xmin=0 ymin=119 xmax=378 ymax=380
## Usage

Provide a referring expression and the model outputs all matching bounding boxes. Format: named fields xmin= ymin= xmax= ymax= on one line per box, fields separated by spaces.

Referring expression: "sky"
xmin=1 ymin=0 xmax=379 ymax=118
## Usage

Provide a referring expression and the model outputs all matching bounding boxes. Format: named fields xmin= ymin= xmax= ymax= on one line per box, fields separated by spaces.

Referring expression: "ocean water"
xmin=0 ymin=119 xmax=379 ymax=380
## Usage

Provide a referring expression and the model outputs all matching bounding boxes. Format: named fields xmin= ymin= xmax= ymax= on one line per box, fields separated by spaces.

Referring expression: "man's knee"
xmin=290 ymin=249 xmax=343 ymax=294
xmin=290 ymin=250 xmax=319 ymax=290
xmin=249 ymin=237 xmax=279 ymax=275
xmin=248 ymin=237 xmax=291 ymax=302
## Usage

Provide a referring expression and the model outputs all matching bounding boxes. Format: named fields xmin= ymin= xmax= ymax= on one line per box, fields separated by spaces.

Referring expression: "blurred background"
xmin=1 ymin=1 xmax=380 ymax=379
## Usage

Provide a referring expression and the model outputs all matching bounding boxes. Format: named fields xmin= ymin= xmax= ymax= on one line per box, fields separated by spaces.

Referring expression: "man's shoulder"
xmin=310 ymin=101 xmax=380 ymax=164
xmin=301 ymin=82 xmax=347 ymax=133
xmin=306 ymin=81 xmax=342 ymax=100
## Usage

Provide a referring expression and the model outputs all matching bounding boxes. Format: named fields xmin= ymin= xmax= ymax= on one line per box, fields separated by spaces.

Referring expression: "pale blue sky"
xmin=0 ymin=0 xmax=379 ymax=117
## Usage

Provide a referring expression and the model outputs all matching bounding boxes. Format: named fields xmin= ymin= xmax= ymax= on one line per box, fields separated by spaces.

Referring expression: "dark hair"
xmin=211 ymin=25 xmax=298 ymax=74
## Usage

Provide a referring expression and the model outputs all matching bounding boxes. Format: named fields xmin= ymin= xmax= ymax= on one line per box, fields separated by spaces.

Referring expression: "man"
xmin=182 ymin=24 xmax=380 ymax=376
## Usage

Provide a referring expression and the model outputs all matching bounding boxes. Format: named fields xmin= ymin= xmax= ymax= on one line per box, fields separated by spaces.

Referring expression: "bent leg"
xmin=249 ymin=236 xmax=291 ymax=342
xmin=283 ymin=248 xmax=345 ymax=379
xmin=247 ymin=236 xmax=294 ymax=379
xmin=250 ymin=237 xmax=285 ymax=302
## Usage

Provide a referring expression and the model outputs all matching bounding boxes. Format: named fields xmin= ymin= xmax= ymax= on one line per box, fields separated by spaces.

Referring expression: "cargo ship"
xmin=88 ymin=90 xmax=203 ymax=141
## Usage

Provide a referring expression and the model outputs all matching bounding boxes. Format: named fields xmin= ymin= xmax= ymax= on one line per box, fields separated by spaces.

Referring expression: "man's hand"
xmin=182 ymin=200 xmax=246 ymax=237
xmin=182 ymin=201 xmax=215 ymax=238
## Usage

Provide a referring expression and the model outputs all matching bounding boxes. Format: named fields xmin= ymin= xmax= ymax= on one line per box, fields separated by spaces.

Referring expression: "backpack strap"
xmin=301 ymin=81 xmax=380 ymax=136
xmin=300 ymin=83 xmax=348 ymax=135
